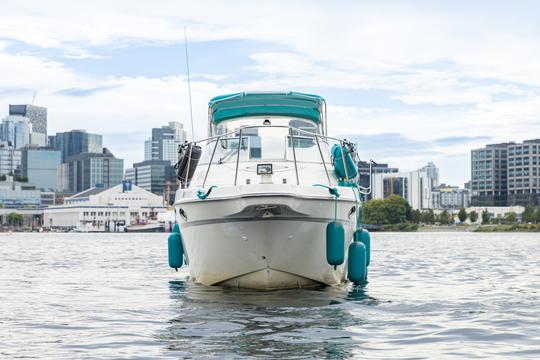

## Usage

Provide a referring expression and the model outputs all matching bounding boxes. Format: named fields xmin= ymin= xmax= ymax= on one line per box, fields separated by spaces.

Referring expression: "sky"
xmin=1 ymin=1 xmax=540 ymax=186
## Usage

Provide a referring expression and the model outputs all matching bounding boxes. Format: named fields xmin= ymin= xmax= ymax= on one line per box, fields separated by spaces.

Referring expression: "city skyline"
xmin=2 ymin=1 xmax=540 ymax=186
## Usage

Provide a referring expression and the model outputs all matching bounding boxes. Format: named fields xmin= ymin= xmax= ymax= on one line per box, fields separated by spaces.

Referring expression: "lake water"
xmin=0 ymin=232 xmax=539 ymax=359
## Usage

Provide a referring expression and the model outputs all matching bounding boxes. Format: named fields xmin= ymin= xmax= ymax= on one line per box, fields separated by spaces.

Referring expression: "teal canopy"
xmin=208 ymin=92 xmax=325 ymax=123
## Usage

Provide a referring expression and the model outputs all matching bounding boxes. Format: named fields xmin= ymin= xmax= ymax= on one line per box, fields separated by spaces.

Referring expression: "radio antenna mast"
xmin=184 ymin=27 xmax=195 ymax=140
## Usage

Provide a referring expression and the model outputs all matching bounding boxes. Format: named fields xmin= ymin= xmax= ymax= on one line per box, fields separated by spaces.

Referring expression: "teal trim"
xmin=209 ymin=92 xmax=324 ymax=123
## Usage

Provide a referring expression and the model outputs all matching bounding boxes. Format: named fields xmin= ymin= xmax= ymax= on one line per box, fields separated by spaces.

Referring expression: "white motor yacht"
xmin=169 ymin=92 xmax=371 ymax=289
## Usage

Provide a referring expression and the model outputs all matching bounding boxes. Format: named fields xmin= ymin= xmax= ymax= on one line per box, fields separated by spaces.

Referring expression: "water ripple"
xmin=0 ymin=232 xmax=539 ymax=359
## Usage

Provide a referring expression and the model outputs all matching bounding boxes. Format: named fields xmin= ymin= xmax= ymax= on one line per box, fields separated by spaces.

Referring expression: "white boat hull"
xmin=175 ymin=186 xmax=357 ymax=289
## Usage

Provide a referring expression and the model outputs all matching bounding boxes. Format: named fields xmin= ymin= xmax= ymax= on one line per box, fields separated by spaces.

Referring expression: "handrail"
xmin=234 ymin=128 xmax=244 ymax=186
xmin=315 ymin=134 xmax=332 ymax=186
xmin=202 ymin=135 xmax=220 ymax=187
xmin=289 ymin=128 xmax=300 ymax=185
xmin=191 ymin=124 xmax=345 ymax=145
xmin=185 ymin=124 xmax=357 ymax=189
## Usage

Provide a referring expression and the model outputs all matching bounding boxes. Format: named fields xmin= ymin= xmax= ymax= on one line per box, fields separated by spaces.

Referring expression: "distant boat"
xmin=125 ymin=222 xmax=164 ymax=233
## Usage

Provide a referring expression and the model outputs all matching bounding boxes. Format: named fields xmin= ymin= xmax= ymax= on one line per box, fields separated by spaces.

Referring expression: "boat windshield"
xmin=200 ymin=121 xmax=329 ymax=166
xmin=213 ymin=117 xmax=319 ymax=137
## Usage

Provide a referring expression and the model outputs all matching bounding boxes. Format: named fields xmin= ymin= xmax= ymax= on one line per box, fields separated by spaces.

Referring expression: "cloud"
xmin=433 ymin=136 xmax=492 ymax=146
xmin=56 ymin=85 xmax=120 ymax=97
xmin=1 ymin=1 xmax=540 ymax=187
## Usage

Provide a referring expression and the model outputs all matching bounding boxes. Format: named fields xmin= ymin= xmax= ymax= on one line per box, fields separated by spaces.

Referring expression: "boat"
xmin=169 ymin=92 xmax=372 ymax=289
xmin=125 ymin=221 xmax=164 ymax=233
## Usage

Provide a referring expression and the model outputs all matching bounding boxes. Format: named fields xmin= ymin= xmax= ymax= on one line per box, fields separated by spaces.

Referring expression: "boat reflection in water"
xmin=159 ymin=279 xmax=379 ymax=358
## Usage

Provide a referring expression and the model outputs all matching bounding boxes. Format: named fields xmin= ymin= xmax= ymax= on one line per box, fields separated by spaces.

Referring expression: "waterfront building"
xmin=9 ymin=104 xmax=47 ymax=137
xmin=49 ymin=130 xmax=103 ymax=162
xmin=507 ymin=139 xmax=540 ymax=206
xmin=371 ymin=166 xmax=433 ymax=210
xmin=0 ymin=175 xmax=52 ymax=208
xmin=144 ymin=122 xmax=187 ymax=164
xmin=125 ymin=159 xmax=177 ymax=204
xmin=431 ymin=184 xmax=470 ymax=209
xmin=0 ymin=116 xmax=31 ymax=149
xmin=0 ymin=208 xmax=44 ymax=229
xmin=470 ymin=143 xmax=509 ymax=206
xmin=43 ymin=182 xmax=166 ymax=232
xmin=21 ymin=147 xmax=61 ymax=190
xmin=465 ymin=206 xmax=525 ymax=224
xmin=0 ymin=142 xmax=21 ymax=176
xmin=59 ymin=148 xmax=124 ymax=193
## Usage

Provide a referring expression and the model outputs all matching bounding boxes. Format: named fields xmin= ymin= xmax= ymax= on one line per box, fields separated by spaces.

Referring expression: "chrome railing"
xmin=185 ymin=124 xmax=356 ymax=188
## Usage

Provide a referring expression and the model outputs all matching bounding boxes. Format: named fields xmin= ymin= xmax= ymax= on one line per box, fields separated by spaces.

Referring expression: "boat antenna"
xmin=184 ymin=26 xmax=195 ymax=140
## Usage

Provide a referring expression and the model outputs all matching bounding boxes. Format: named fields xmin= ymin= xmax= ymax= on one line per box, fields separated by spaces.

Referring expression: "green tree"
xmin=364 ymin=199 xmax=387 ymax=225
xmin=534 ymin=208 xmax=540 ymax=224
xmin=383 ymin=195 xmax=408 ymax=224
xmin=405 ymin=202 xmax=413 ymax=222
xmin=438 ymin=209 xmax=452 ymax=225
xmin=469 ymin=210 xmax=479 ymax=223
xmin=420 ymin=209 xmax=435 ymax=224
xmin=481 ymin=209 xmax=490 ymax=224
xmin=522 ymin=206 xmax=535 ymax=223
xmin=0 ymin=174 xmax=6 ymax=181
xmin=504 ymin=212 xmax=517 ymax=224
xmin=410 ymin=209 xmax=421 ymax=224
xmin=457 ymin=207 xmax=468 ymax=223
xmin=6 ymin=213 xmax=23 ymax=226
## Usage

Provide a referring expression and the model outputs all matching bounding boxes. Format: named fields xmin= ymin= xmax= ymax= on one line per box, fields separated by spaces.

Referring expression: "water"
xmin=0 ymin=232 xmax=539 ymax=359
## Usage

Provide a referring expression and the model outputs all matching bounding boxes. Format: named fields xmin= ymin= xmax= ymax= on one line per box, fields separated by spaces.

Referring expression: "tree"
xmin=457 ymin=207 xmax=468 ymax=223
xmin=504 ymin=212 xmax=517 ymax=224
xmin=481 ymin=209 xmax=490 ymax=224
xmin=0 ymin=174 xmax=6 ymax=181
xmin=405 ymin=202 xmax=413 ymax=222
xmin=383 ymin=195 xmax=408 ymax=224
xmin=469 ymin=210 xmax=479 ymax=223
xmin=522 ymin=206 xmax=535 ymax=223
xmin=410 ymin=209 xmax=421 ymax=224
xmin=364 ymin=199 xmax=387 ymax=225
xmin=420 ymin=209 xmax=435 ymax=224
xmin=534 ymin=208 xmax=540 ymax=224
xmin=6 ymin=213 xmax=23 ymax=226
xmin=438 ymin=209 xmax=452 ymax=225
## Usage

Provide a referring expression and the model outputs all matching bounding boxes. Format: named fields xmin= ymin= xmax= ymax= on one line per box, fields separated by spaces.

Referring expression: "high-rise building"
xmin=507 ymin=139 xmax=540 ymax=206
xmin=470 ymin=143 xmax=509 ymax=206
xmin=421 ymin=162 xmax=440 ymax=188
xmin=9 ymin=104 xmax=47 ymax=136
xmin=0 ymin=116 xmax=31 ymax=149
xmin=371 ymin=167 xmax=433 ymax=210
xmin=50 ymin=130 xmax=103 ymax=162
xmin=125 ymin=159 xmax=177 ymax=204
xmin=21 ymin=147 xmax=61 ymax=190
xmin=59 ymin=148 xmax=124 ymax=193
xmin=357 ymin=161 xmax=399 ymax=199
xmin=0 ymin=142 xmax=21 ymax=176
xmin=144 ymin=122 xmax=187 ymax=164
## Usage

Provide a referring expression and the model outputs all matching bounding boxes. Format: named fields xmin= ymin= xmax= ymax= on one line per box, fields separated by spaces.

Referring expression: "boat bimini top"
xmin=208 ymin=91 xmax=328 ymax=135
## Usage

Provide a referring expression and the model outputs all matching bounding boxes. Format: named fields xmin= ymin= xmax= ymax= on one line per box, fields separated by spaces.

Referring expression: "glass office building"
xmin=50 ymin=130 xmax=103 ymax=162
xmin=59 ymin=149 xmax=124 ymax=193
xmin=21 ymin=147 xmax=61 ymax=190
xmin=125 ymin=160 xmax=177 ymax=204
